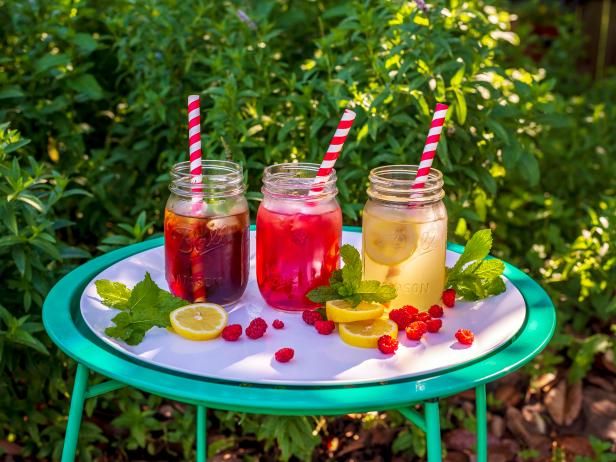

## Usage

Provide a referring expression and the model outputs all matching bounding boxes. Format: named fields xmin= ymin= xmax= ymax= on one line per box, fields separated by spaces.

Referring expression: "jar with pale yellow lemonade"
xmin=362 ymin=165 xmax=447 ymax=310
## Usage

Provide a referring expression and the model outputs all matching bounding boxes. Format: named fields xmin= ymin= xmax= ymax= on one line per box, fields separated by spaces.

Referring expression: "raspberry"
xmin=275 ymin=347 xmax=294 ymax=363
xmin=377 ymin=335 xmax=399 ymax=354
xmin=315 ymin=320 xmax=335 ymax=335
xmin=246 ymin=317 xmax=267 ymax=339
xmin=455 ymin=329 xmax=474 ymax=345
xmin=416 ymin=312 xmax=432 ymax=323
xmin=389 ymin=308 xmax=413 ymax=329
xmin=428 ymin=305 xmax=444 ymax=318
xmin=405 ymin=321 xmax=427 ymax=341
xmin=426 ymin=318 xmax=443 ymax=333
xmin=402 ymin=305 xmax=419 ymax=317
xmin=272 ymin=319 xmax=284 ymax=329
xmin=442 ymin=288 xmax=456 ymax=308
xmin=302 ymin=310 xmax=323 ymax=326
xmin=221 ymin=324 xmax=242 ymax=341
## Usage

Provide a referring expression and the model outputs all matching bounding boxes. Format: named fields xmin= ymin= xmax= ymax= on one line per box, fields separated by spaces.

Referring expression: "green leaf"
xmin=95 ymin=280 xmax=132 ymax=310
xmin=450 ymin=65 xmax=465 ymax=87
xmin=450 ymin=229 xmax=492 ymax=275
xmin=473 ymin=259 xmax=505 ymax=280
xmin=340 ymin=244 xmax=362 ymax=290
xmin=102 ymin=273 xmax=189 ymax=345
xmin=34 ymin=53 xmax=70 ymax=73
xmin=0 ymin=86 xmax=25 ymax=99
xmin=67 ymin=74 xmax=103 ymax=100
xmin=306 ymin=286 xmax=339 ymax=303
xmin=453 ymin=88 xmax=467 ymax=125
xmin=485 ymin=119 xmax=510 ymax=145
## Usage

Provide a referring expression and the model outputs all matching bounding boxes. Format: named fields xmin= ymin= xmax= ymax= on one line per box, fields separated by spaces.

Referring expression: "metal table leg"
xmin=61 ymin=363 xmax=89 ymax=462
xmin=475 ymin=384 xmax=488 ymax=462
xmin=425 ymin=400 xmax=442 ymax=462
xmin=196 ymin=405 xmax=207 ymax=462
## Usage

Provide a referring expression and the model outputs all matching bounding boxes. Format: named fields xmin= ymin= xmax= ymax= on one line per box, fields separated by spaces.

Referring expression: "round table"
xmin=43 ymin=227 xmax=555 ymax=462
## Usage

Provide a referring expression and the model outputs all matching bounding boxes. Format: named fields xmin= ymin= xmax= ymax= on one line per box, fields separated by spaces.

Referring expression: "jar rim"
xmin=368 ymin=165 xmax=444 ymax=204
xmin=169 ymin=160 xmax=245 ymax=198
xmin=262 ymin=162 xmax=338 ymax=201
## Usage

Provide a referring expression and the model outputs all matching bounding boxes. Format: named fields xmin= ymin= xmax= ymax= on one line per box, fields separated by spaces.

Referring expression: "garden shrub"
xmin=0 ymin=0 xmax=614 ymax=459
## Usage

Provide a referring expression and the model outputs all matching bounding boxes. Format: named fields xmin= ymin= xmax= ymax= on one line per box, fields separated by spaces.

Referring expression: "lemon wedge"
xmin=170 ymin=303 xmax=228 ymax=341
xmin=338 ymin=319 xmax=398 ymax=348
xmin=326 ymin=299 xmax=385 ymax=323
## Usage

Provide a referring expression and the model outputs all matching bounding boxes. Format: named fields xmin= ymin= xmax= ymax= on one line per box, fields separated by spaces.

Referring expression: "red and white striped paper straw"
xmin=187 ymin=95 xmax=206 ymax=302
xmin=309 ymin=108 xmax=356 ymax=195
xmin=188 ymin=95 xmax=203 ymax=196
xmin=411 ymin=102 xmax=449 ymax=191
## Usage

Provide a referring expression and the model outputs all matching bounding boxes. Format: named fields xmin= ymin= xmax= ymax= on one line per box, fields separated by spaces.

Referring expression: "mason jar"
xmin=164 ymin=160 xmax=249 ymax=305
xmin=256 ymin=163 xmax=342 ymax=311
xmin=362 ymin=165 xmax=447 ymax=310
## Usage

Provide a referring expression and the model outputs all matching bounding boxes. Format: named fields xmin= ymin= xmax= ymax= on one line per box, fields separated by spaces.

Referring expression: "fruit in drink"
xmin=256 ymin=200 xmax=342 ymax=311
xmin=362 ymin=200 xmax=447 ymax=310
xmin=164 ymin=206 xmax=249 ymax=305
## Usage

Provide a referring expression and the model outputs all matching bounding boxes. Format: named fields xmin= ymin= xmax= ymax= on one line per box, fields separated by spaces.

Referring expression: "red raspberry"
xmin=442 ymin=288 xmax=456 ymax=308
xmin=246 ymin=318 xmax=267 ymax=339
xmin=272 ymin=319 xmax=284 ymax=329
xmin=377 ymin=335 xmax=399 ymax=354
xmin=302 ymin=310 xmax=323 ymax=326
xmin=405 ymin=321 xmax=427 ymax=341
xmin=402 ymin=305 xmax=419 ymax=317
xmin=275 ymin=347 xmax=294 ymax=363
xmin=389 ymin=308 xmax=413 ymax=329
xmin=455 ymin=329 xmax=474 ymax=345
xmin=315 ymin=320 xmax=335 ymax=335
xmin=426 ymin=318 xmax=443 ymax=333
xmin=221 ymin=324 xmax=242 ymax=341
xmin=428 ymin=305 xmax=444 ymax=318
xmin=416 ymin=312 xmax=432 ymax=323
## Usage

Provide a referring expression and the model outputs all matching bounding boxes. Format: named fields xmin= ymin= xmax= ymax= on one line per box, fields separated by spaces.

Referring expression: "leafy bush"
xmin=0 ymin=0 xmax=614 ymax=460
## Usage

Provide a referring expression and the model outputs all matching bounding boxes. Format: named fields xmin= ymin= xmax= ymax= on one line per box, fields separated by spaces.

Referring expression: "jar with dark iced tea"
xmin=164 ymin=160 xmax=249 ymax=305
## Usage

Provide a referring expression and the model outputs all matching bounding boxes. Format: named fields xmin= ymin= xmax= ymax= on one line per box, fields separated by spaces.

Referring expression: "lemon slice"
xmin=326 ymin=300 xmax=385 ymax=323
xmin=363 ymin=212 xmax=420 ymax=266
xmin=338 ymin=319 xmax=398 ymax=348
xmin=170 ymin=303 xmax=228 ymax=341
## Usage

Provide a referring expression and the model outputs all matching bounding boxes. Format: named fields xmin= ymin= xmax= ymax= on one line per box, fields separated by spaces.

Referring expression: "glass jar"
xmin=362 ymin=165 xmax=447 ymax=310
xmin=164 ymin=160 xmax=249 ymax=305
xmin=256 ymin=163 xmax=342 ymax=311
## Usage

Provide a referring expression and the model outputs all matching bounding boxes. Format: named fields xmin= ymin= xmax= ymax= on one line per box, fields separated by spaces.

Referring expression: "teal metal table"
xmin=43 ymin=228 xmax=555 ymax=462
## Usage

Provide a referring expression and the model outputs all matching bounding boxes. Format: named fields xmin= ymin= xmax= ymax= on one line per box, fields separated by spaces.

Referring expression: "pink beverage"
xmin=256 ymin=163 xmax=342 ymax=311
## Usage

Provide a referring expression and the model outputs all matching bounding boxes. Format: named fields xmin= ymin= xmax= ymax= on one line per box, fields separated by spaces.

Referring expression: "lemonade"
xmin=362 ymin=165 xmax=447 ymax=310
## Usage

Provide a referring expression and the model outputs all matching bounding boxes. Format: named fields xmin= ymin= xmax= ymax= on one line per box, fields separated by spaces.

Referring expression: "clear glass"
xmin=362 ymin=165 xmax=447 ymax=310
xmin=256 ymin=163 xmax=342 ymax=311
xmin=164 ymin=160 xmax=249 ymax=305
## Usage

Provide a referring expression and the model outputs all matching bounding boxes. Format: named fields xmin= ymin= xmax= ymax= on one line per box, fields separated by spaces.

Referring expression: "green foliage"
xmin=0 ymin=0 xmax=614 ymax=459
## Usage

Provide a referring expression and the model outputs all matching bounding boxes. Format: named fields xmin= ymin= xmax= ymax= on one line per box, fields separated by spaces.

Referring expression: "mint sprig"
xmin=446 ymin=229 xmax=506 ymax=301
xmin=95 ymin=273 xmax=189 ymax=345
xmin=307 ymin=245 xmax=397 ymax=306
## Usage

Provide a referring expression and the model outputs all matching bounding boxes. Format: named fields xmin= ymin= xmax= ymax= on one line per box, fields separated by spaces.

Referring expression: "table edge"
xmin=43 ymin=226 xmax=556 ymax=414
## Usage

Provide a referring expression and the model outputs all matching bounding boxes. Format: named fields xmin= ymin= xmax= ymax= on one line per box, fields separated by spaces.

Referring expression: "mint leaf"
xmin=306 ymin=286 xmax=340 ymax=303
xmin=449 ymin=229 xmax=492 ymax=277
xmin=340 ymin=244 xmax=362 ymax=290
xmin=99 ymin=272 xmax=189 ymax=345
xmin=446 ymin=229 xmax=506 ymax=301
xmin=95 ymin=279 xmax=131 ymax=310
xmin=305 ymin=246 xmax=397 ymax=306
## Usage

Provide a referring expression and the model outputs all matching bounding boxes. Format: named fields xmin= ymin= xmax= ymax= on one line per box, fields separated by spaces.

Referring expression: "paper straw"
xmin=411 ymin=102 xmax=449 ymax=191
xmin=309 ymin=109 xmax=356 ymax=195
xmin=187 ymin=95 xmax=206 ymax=302
xmin=188 ymin=95 xmax=203 ymax=199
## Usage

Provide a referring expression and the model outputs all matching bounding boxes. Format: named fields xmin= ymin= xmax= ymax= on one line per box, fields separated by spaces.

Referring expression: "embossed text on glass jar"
xmin=164 ymin=160 xmax=249 ymax=305
xmin=256 ymin=163 xmax=342 ymax=311
xmin=362 ymin=165 xmax=447 ymax=310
